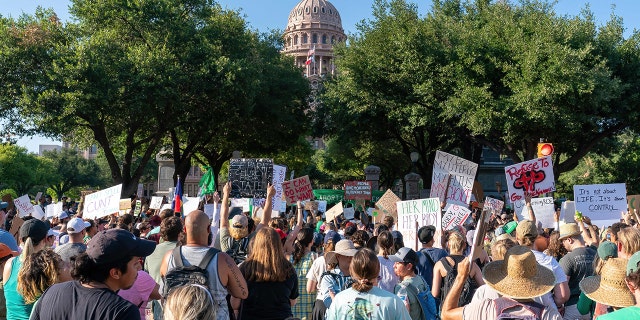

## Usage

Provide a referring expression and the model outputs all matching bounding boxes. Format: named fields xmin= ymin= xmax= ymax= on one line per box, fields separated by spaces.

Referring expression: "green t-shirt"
xmin=598 ymin=306 xmax=640 ymax=320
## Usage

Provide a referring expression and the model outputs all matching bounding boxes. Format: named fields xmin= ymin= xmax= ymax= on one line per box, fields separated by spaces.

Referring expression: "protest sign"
xmin=119 ymin=199 xmax=131 ymax=210
xmin=45 ymin=202 xmax=63 ymax=219
xmin=312 ymin=189 xmax=344 ymax=205
xmin=304 ymin=201 xmax=319 ymax=212
xmin=136 ymin=184 xmax=144 ymax=198
xmin=181 ymin=197 xmax=200 ymax=216
xmin=133 ymin=200 xmax=142 ymax=216
xmin=231 ymin=198 xmax=252 ymax=213
xmin=574 ymin=183 xmax=626 ymax=224
xmin=14 ymin=194 xmax=35 ymax=218
xmin=84 ymin=184 xmax=123 ymax=219
xmin=32 ymin=205 xmax=45 ymax=219
xmin=343 ymin=207 xmax=355 ymax=220
xmin=504 ymin=156 xmax=555 ymax=202
xmin=35 ymin=192 xmax=43 ymax=203
xmin=317 ymin=200 xmax=327 ymax=213
xmin=344 ymin=181 xmax=373 ymax=200
xmin=396 ymin=198 xmax=442 ymax=250
xmin=282 ymin=175 xmax=313 ymax=204
xmin=272 ymin=165 xmax=287 ymax=212
xmin=160 ymin=204 xmax=172 ymax=211
xmin=203 ymin=203 xmax=219 ymax=220
xmin=561 ymin=201 xmax=576 ymax=223
xmin=149 ymin=196 xmax=163 ymax=210
xmin=628 ymin=195 xmax=640 ymax=212
xmin=375 ymin=189 xmax=401 ymax=221
xmin=442 ymin=205 xmax=471 ymax=230
xmin=430 ymin=151 xmax=478 ymax=207
xmin=514 ymin=197 xmax=556 ymax=228
xmin=325 ymin=202 xmax=343 ymax=223
xmin=228 ymin=158 xmax=274 ymax=198
xmin=469 ymin=208 xmax=490 ymax=268
xmin=484 ymin=197 xmax=504 ymax=215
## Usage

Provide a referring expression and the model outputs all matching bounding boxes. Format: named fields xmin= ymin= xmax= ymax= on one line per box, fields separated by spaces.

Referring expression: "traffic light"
xmin=537 ymin=143 xmax=554 ymax=158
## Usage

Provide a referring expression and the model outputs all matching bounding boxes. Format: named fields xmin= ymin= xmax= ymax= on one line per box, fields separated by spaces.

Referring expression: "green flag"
xmin=198 ymin=166 xmax=216 ymax=196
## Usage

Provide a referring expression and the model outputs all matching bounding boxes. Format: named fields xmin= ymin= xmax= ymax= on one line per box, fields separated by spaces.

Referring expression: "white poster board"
xmin=32 ymin=205 xmax=45 ymax=219
xmin=396 ymin=198 xmax=442 ymax=251
xmin=484 ymin=197 xmax=504 ymax=215
xmin=561 ymin=200 xmax=576 ymax=223
xmin=514 ymin=197 xmax=556 ymax=228
xmin=430 ymin=151 xmax=478 ymax=207
xmin=574 ymin=183 xmax=626 ymax=225
xmin=14 ymin=194 xmax=35 ymax=218
xmin=325 ymin=203 xmax=343 ymax=223
xmin=181 ymin=197 xmax=200 ymax=216
xmin=160 ymin=203 xmax=172 ymax=212
xmin=343 ymin=207 xmax=355 ymax=220
xmin=230 ymin=198 xmax=251 ymax=213
xmin=83 ymin=184 xmax=123 ymax=219
xmin=149 ymin=196 xmax=163 ymax=210
xmin=272 ymin=165 xmax=287 ymax=212
xmin=442 ymin=205 xmax=471 ymax=230
xmin=504 ymin=156 xmax=555 ymax=202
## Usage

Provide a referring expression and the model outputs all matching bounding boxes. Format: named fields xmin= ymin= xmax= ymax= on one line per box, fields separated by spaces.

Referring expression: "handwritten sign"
xmin=396 ymin=198 xmax=442 ymax=250
xmin=149 ymin=196 xmax=163 ymax=210
xmin=514 ymin=197 xmax=556 ymax=228
xmin=375 ymin=189 xmax=401 ymax=221
xmin=504 ymin=156 xmax=555 ymax=202
xmin=282 ymin=175 xmax=313 ymax=204
xmin=574 ymin=183 xmax=626 ymax=224
xmin=430 ymin=151 xmax=478 ymax=207
xmin=344 ymin=181 xmax=372 ymax=200
xmin=442 ymin=205 xmax=471 ymax=230
xmin=272 ymin=165 xmax=287 ymax=212
xmin=14 ymin=195 xmax=35 ymax=218
xmin=228 ymin=158 xmax=274 ymax=198
xmin=484 ymin=197 xmax=504 ymax=215
xmin=231 ymin=198 xmax=251 ymax=213
xmin=325 ymin=202 xmax=343 ymax=222
xmin=84 ymin=184 xmax=123 ymax=219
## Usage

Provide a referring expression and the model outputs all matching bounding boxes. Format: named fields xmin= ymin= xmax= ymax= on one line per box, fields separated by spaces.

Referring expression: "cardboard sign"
xmin=430 ymin=151 xmax=478 ymax=207
xmin=396 ymin=198 xmax=442 ymax=251
xmin=228 ymin=158 xmax=274 ymax=198
xmin=119 ymin=199 xmax=131 ymax=210
xmin=304 ymin=201 xmax=319 ymax=211
xmin=514 ymin=197 xmax=556 ymax=228
xmin=628 ymin=195 xmax=640 ymax=211
xmin=470 ymin=208 xmax=490 ymax=267
xmin=14 ymin=194 xmax=35 ymax=218
xmin=344 ymin=181 xmax=373 ymax=200
xmin=325 ymin=202 xmax=343 ymax=223
xmin=84 ymin=184 xmax=123 ymax=219
xmin=149 ymin=197 xmax=163 ymax=210
xmin=182 ymin=197 xmax=200 ymax=216
xmin=574 ymin=183 xmax=626 ymax=224
xmin=561 ymin=200 xmax=576 ymax=223
xmin=442 ymin=205 xmax=471 ymax=230
xmin=504 ymin=156 xmax=555 ymax=202
xmin=375 ymin=189 xmax=401 ymax=221
xmin=484 ymin=197 xmax=504 ymax=215
xmin=282 ymin=175 xmax=313 ymax=204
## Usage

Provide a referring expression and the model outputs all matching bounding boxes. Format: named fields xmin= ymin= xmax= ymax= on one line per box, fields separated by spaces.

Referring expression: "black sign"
xmin=228 ymin=158 xmax=274 ymax=198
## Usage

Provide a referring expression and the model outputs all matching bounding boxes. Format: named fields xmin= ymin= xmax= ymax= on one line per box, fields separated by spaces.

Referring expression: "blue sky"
xmin=2 ymin=0 xmax=639 ymax=153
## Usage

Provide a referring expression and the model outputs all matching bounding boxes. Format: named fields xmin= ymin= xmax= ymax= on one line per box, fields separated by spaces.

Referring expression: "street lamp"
xmin=410 ymin=151 xmax=419 ymax=173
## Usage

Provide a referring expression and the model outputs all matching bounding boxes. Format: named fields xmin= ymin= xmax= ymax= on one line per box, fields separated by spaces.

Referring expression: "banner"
xmin=282 ymin=175 xmax=313 ymax=204
xmin=484 ymin=197 xmax=504 ymax=215
xmin=514 ymin=197 xmax=556 ymax=228
xmin=84 ymin=184 xmax=123 ymax=219
xmin=149 ymin=196 xmax=163 ymax=210
xmin=325 ymin=202 xmax=343 ymax=223
xmin=312 ymin=189 xmax=344 ymax=205
xmin=14 ymin=194 xmax=35 ymax=218
xmin=375 ymin=189 xmax=401 ymax=221
xmin=574 ymin=183 xmax=626 ymax=224
xmin=344 ymin=181 xmax=373 ymax=200
xmin=430 ymin=151 xmax=478 ymax=207
xmin=228 ymin=158 xmax=274 ymax=198
xmin=396 ymin=198 xmax=442 ymax=250
xmin=504 ymin=156 xmax=555 ymax=202
xmin=442 ymin=205 xmax=472 ymax=230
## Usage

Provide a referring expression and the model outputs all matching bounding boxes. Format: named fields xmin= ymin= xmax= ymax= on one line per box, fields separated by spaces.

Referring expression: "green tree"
xmin=0 ymin=144 xmax=55 ymax=195
xmin=42 ymin=148 xmax=104 ymax=200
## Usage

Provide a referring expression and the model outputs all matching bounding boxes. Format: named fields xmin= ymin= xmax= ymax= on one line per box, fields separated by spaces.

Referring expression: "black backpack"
xmin=439 ymin=256 xmax=475 ymax=309
xmin=226 ymin=237 xmax=250 ymax=265
xmin=162 ymin=246 xmax=219 ymax=299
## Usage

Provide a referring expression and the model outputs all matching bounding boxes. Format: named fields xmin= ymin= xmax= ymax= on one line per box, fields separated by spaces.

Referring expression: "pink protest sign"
xmin=282 ymin=175 xmax=313 ymax=204
xmin=504 ymin=156 xmax=555 ymax=203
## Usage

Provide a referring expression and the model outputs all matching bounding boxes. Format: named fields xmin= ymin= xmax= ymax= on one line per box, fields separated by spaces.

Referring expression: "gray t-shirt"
xmin=54 ymin=242 xmax=87 ymax=263
xmin=559 ymin=246 xmax=596 ymax=305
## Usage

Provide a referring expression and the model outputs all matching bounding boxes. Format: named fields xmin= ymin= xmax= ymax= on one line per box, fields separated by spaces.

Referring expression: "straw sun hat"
xmin=579 ymin=258 xmax=635 ymax=308
xmin=325 ymin=239 xmax=358 ymax=264
xmin=483 ymin=246 xmax=555 ymax=299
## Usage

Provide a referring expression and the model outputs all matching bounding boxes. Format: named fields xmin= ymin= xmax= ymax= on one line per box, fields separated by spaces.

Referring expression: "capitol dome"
xmin=282 ymin=0 xmax=346 ymax=77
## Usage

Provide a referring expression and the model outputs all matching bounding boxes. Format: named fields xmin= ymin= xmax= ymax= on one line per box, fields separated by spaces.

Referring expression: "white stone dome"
xmin=287 ymin=0 xmax=343 ymax=31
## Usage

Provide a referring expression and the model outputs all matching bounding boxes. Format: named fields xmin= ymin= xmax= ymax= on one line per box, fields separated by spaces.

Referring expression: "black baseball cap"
xmin=87 ymin=229 xmax=156 ymax=264
xmin=389 ymin=247 xmax=419 ymax=266
xmin=418 ymin=225 xmax=436 ymax=244
xmin=19 ymin=219 xmax=49 ymax=243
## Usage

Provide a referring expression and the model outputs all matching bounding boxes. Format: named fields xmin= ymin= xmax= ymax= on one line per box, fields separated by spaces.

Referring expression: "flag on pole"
xmin=172 ymin=176 xmax=183 ymax=213
xmin=305 ymin=55 xmax=314 ymax=65
xmin=198 ymin=166 xmax=216 ymax=197
xmin=307 ymin=45 xmax=315 ymax=56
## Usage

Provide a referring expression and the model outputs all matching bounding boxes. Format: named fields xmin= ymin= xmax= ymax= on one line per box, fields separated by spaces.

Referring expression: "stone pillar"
xmin=156 ymin=150 xmax=175 ymax=196
xmin=364 ymin=165 xmax=381 ymax=191
xmin=404 ymin=172 xmax=421 ymax=200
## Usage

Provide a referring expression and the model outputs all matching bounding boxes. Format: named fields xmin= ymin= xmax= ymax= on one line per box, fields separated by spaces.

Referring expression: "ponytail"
xmin=20 ymin=237 xmax=44 ymax=262
xmin=292 ymin=228 xmax=314 ymax=265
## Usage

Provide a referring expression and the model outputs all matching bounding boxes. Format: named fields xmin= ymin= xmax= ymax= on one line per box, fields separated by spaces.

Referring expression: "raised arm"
xmin=256 ymin=184 xmax=276 ymax=232
xmin=220 ymin=182 xmax=232 ymax=229
xmin=284 ymin=201 xmax=305 ymax=255
xmin=525 ymin=194 xmax=536 ymax=223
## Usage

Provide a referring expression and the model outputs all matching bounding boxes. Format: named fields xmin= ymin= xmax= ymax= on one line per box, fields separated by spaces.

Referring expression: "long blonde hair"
xmin=164 ymin=284 xmax=217 ymax=320
xmin=239 ymin=227 xmax=294 ymax=282
xmin=17 ymin=249 xmax=64 ymax=304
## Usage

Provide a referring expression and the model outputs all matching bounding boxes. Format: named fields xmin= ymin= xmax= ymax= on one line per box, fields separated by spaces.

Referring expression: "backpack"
xmin=494 ymin=297 xmax=545 ymax=320
xmin=319 ymin=271 xmax=353 ymax=292
xmin=162 ymin=246 xmax=218 ymax=299
xmin=226 ymin=236 xmax=250 ymax=265
xmin=404 ymin=279 xmax=439 ymax=320
xmin=439 ymin=256 xmax=474 ymax=310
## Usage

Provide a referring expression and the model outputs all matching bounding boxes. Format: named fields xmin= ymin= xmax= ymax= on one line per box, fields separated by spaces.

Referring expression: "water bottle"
xmin=397 ymin=285 xmax=409 ymax=308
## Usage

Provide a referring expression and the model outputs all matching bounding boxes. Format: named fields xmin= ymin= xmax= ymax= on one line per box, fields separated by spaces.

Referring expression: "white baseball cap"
xmin=66 ymin=217 xmax=90 ymax=234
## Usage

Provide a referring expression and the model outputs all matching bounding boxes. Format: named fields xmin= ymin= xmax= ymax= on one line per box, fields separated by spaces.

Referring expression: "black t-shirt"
xmin=240 ymin=272 xmax=299 ymax=320
xmin=31 ymin=281 xmax=140 ymax=320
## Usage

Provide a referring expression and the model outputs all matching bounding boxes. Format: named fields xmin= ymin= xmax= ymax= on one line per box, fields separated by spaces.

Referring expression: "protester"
xmin=307 ymin=230 xmax=340 ymax=320
xmin=391 ymin=247 xmax=432 ymax=320
xmin=161 ymin=210 xmax=248 ymax=320
xmin=544 ymin=230 xmax=567 ymax=261
xmin=314 ymin=239 xmax=357 ymax=320
xmin=30 ymin=228 xmax=156 ymax=319
xmin=118 ymin=269 xmax=161 ymax=319
xmin=558 ymin=222 xmax=596 ymax=320
xmin=377 ymin=230 xmax=399 ymax=293
xmin=0 ymin=243 xmax=18 ymax=318
xmin=17 ymin=249 xmax=71 ymax=305
xmin=489 ymin=237 xmax=517 ymax=261
xmin=163 ymin=284 xmax=217 ymax=320
xmin=441 ymin=246 xmax=561 ymax=319
xmin=290 ymin=227 xmax=318 ymax=320
xmin=0 ymin=202 xmax=19 ymax=251
xmin=416 ymin=225 xmax=448 ymax=288
xmin=597 ymin=251 xmax=640 ymax=319
xmin=576 ymin=240 xmax=618 ymax=317
xmin=234 ymin=227 xmax=299 ymax=320
xmin=3 ymin=219 xmax=49 ymax=319
xmin=616 ymin=227 xmax=640 ymax=259
xmin=83 ymin=220 xmax=98 ymax=243
xmin=579 ymin=257 xmax=634 ymax=318
xmin=326 ymin=248 xmax=410 ymax=319
xmin=54 ymin=217 xmax=90 ymax=263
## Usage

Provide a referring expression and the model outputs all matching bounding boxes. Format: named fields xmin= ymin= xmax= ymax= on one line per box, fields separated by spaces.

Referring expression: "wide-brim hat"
xmin=579 ymin=258 xmax=634 ymax=308
xmin=325 ymin=239 xmax=358 ymax=264
xmin=558 ymin=223 xmax=581 ymax=240
xmin=483 ymin=245 xmax=555 ymax=299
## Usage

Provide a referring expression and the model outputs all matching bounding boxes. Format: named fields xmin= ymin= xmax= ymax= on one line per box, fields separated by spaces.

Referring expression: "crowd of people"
xmin=2 ymin=188 xmax=640 ymax=320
